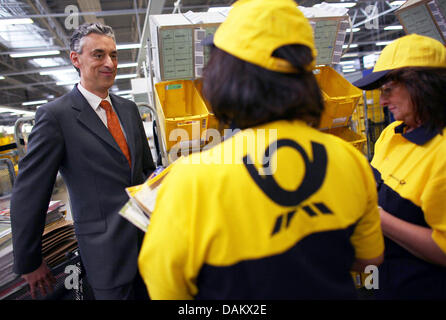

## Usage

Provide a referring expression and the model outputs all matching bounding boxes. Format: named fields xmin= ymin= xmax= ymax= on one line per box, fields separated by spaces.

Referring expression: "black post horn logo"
xmin=243 ymin=139 xmax=327 ymax=207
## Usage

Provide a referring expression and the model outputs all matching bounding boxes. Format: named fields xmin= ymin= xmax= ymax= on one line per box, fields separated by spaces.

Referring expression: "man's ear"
xmin=70 ymin=51 xmax=80 ymax=69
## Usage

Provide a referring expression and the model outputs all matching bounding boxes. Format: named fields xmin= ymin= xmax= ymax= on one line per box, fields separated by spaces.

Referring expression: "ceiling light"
xmin=116 ymin=43 xmax=140 ymax=50
xmin=342 ymin=44 xmax=358 ymax=49
xmin=40 ymin=68 xmax=75 ymax=76
xmin=363 ymin=53 xmax=378 ymax=68
xmin=339 ymin=60 xmax=357 ymax=65
xmin=10 ymin=50 xmax=60 ymax=58
xmin=376 ymin=41 xmax=393 ymax=46
xmin=389 ymin=1 xmax=405 ymax=6
xmin=0 ymin=76 xmax=4 ymax=80
xmin=326 ymin=2 xmax=357 ymax=8
xmin=30 ymin=57 xmax=67 ymax=68
xmin=22 ymin=99 xmax=48 ymax=106
xmin=115 ymin=74 xmax=138 ymax=80
xmin=56 ymin=74 xmax=137 ymax=86
xmin=342 ymin=53 xmax=360 ymax=58
xmin=0 ymin=107 xmax=35 ymax=115
xmin=0 ymin=18 xmax=34 ymax=26
xmin=115 ymin=90 xmax=132 ymax=96
xmin=346 ymin=28 xmax=360 ymax=32
xmin=118 ymin=62 xmax=138 ymax=68
xmin=40 ymin=62 xmax=136 ymax=76
xmin=56 ymin=80 xmax=78 ymax=86
xmin=384 ymin=25 xmax=404 ymax=30
xmin=208 ymin=6 xmax=230 ymax=12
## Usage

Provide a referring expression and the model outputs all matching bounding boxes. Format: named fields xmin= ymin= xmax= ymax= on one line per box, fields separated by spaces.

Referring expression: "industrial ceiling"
xmin=0 ymin=0 xmax=404 ymax=126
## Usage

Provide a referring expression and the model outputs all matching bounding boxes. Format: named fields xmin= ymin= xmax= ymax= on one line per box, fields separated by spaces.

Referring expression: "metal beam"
xmin=0 ymin=80 xmax=68 ymax=90
xmin=162 ymin=4 xmax=230 ymax=11
xmin=0 ymin=78 xmax=131 ymax=91
xmin=0 ymin=77 xmax=64 ymax=97
xmin=134 ymin=0 xmax=143 ymax=41
xmin=0 ymin=46 xmax=67 ymax=55
xmin=130 ymin=0 xmax=143 ymax=62
xmin=0 ymin=53 xmax=68 ymax=98
xmin=136 ymin=0 xmax=166 ymax=75
xmin=25 ymin=0 xmax=69 ymax=48
xmin=0 ymin=42 xmax=140 ymax=55
xmin=0 ymin=8 xmax=147 ymax=19
xmin=0 ymin=47 xmax=18 ymax=70
xmin=0 ymin=55 xmax=41 ymax=94
xmin=0 ymin=61 xmax=137 ymax=77
xmin=353 ymin=6 xmax=398 ymax=28
xmin=1 ymin=90 xmax=24 ymax=99
xmin=0 ymin=65 xmax=72 ymax=77
xmin=77 ymin=0 xmax=105 ymax=24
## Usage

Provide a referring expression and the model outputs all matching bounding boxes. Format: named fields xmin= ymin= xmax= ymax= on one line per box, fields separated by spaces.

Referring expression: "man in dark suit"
xmin=10 ymin=23 xmax=155 ymax=300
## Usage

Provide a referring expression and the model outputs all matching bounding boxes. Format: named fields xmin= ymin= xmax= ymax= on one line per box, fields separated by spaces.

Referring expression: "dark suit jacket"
xmin=10 ymin=85 xmax=155 ymax=289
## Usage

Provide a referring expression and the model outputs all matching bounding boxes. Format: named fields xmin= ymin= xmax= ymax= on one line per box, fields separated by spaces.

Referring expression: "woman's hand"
xmin=379 ymin=207 xmax=446 ymax=267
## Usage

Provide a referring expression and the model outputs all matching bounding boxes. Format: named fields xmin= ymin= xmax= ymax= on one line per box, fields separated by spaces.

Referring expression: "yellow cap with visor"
xmin=354 ymin=34 xmax=446 ymax=90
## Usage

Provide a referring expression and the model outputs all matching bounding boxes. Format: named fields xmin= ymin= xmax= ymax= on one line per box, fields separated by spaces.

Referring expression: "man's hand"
xmin=21 ymin=261 xmax=56 ymax=299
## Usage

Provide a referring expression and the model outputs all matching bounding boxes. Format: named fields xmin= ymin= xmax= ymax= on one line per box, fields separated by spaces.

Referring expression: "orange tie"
xmin=100 ymin=100 xmax=131 ymax=167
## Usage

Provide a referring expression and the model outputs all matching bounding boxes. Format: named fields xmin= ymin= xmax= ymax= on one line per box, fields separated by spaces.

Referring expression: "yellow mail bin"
xmin=154 ymin=80 xmax=210 ymax=151
xmin=315 ymin=66 xmax=363 ymax=129
xmin=322 ymin=126 xmax=367 ymax=154
xmin=193 ymin=79 xmax=222 ymax=135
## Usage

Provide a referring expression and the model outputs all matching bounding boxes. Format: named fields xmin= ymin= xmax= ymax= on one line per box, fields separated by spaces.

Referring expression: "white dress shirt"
xmin=77 ymin=83 xmax=127 ymax=139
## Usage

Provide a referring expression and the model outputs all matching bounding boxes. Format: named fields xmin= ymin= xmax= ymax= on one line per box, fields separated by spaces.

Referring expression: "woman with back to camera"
xmin=138 ymin=0 xmax=384 ymax=299
xmin=354 ymin=34 xmax=446 ymax=299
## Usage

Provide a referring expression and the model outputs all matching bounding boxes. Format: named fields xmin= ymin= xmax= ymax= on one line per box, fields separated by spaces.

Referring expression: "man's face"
xmin=70 ymin=33 xmax=117 ymax=97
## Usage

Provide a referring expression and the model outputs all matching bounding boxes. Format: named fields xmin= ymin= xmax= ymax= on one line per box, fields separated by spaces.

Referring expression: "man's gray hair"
xmin=70 ymin=22 xmax=115 ymax=53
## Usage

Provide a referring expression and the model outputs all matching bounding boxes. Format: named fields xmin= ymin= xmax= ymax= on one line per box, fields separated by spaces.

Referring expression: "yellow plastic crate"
xmin=315 ymin=66 xmax=363 ymax=129
xmin=154 ymin=80 xmax=210 ymax=151
xmin=323 ymin=126 xmax=367 ymax=154
xmin=193 ymin=79 xmax=228 ymax=142
xmin=192 ymin=79 xmax=219 ymax=131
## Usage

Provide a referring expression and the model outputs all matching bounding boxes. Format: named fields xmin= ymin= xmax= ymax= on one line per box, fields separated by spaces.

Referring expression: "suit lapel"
xmin=70 ymin=86 xmax=122 ymax=155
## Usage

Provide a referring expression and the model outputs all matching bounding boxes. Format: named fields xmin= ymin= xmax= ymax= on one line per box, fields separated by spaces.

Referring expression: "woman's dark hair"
xmin=202 ymin=45 xmax=324 ymax=129
xmin=384 ymin=67 xmax=446 ymax=132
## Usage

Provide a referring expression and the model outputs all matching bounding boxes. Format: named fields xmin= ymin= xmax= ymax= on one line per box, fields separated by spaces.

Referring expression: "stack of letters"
xmin=119 ymin=165 xmax=171 ymax=232
xmin=0 ymin=207 xmax=16 ymax=294
xmin=0 ymin=201 xmax=78 ymax=300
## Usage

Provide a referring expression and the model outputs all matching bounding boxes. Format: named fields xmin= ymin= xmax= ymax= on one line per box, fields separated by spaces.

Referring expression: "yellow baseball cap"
xmin=208 ymin=0 xmax=317 ymax=73
xmin=354 ymin=34 xmax=446 ymax=90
